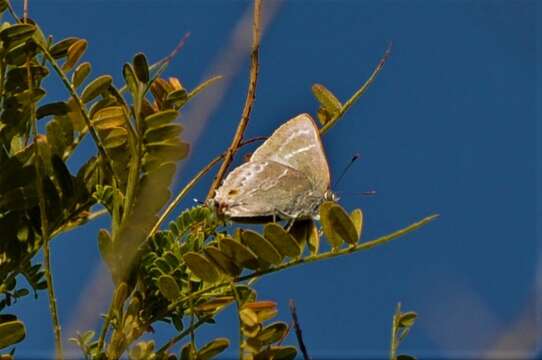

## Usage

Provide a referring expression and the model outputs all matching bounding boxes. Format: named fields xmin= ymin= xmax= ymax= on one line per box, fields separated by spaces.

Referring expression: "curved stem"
xmin=28 ymin=58 xmax=64 ymax=359
xmin=206 ymin=0 xmax=263 ymax=200
xmin=165 ymin=214 xmax=438 ymax=315
xmin=320 ymin=42 xmax=392 ymax=135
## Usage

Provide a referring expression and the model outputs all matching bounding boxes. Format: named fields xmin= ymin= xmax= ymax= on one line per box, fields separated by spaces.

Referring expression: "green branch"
xmin=320 ymin=43 xmax=392 ymax=135
xmin=165 ymin=214 xmax=438 ymax=315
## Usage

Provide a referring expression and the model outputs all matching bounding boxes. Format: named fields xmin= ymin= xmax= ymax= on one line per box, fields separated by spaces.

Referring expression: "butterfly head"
xmin=323 ymin=190 xmax=339 ymax=203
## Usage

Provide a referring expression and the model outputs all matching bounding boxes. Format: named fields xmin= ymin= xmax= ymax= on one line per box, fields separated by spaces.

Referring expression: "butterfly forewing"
xmin=250 ymin=113 xmax=330 ymax=194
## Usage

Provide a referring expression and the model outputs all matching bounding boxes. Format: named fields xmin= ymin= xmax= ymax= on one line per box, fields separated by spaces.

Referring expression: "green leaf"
xmin=36 ymin=102 xmax=70 ymax=119
xmin=112 ymin=282 xmax=128 ymax=313
xmin=350 ymin=208 xmax=364 ymax=239
xmin=143 ymin=109 xmax=178 ymax=128
xmin=239 ymin=308 xmax=259 ymax=327
xmin=72 ymin=62 xmax=91 ymax=88
xmin=264 ymin=223 xmax=301 ymax=258
xmin=307 ymin=220 xmax=320 ymax=255
xmin=182 ymin=252 xmax=220 ymax=283
xmin=166 ymin=88 xmax=187 ymax=107
xmin=133 ymin=53 xmax=149 ymax=83
xmin=81 ymin=75 xmax=112 ymax=103
xmin=102 ymin=127 xmax=128 ymax=149
xmin=144 ymin=141 xmax=189 ymax=161
xmin=46 ymin=119 xmax=71 ymax=157
xmin=398 ymin=311 xmax=417 ymax=328
xmin=187 ymin=75 xmax=223 ymax=101
xmin=197 ymin=338 xmax=229 ymax=360
xmin=320 ymin=201 xmax=359 ymax=247
xmin=254 ymin=346 xmax=297 ymax=360
xmin=122 ymin=63 xmax=138 ymax=97
xmin=0 ymin=24 xmax=36 ymax=50
xmin=180 ymin=342 xmax=196 ymax=360
xmin=255 ymin=322 xmax=288 ymax=345
xmin=218 ymin=237 xmax=260 ymax=270
xmin=143 ymin=124 xmax=182 ymax=143
xmin=241 ymin=230 xmax=282 ymax=265
xmin=157 ymin=275 xmax=181 ymax=301
xmin=98 ymin=229 xmax=113 ymax=267
xmin=204 ymin=246 xmax=241 ymax=276
xmin=92 ymin=106 xmax=127 ymax=130
xmin=49 ymin=37 xmax=79 ymax=59
xmin=397 ymin=355 xmax=417 ymax=360
xmin=0 ymin=320 xmax=25 ymax=349
xmin=312 ymin=83 xmax=342 ymax=116
xmin=62 ymin=38 xmax=87 ymax=72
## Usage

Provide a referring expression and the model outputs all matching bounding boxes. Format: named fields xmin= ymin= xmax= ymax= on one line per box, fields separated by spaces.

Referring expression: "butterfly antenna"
xmin=334 ymin=153 xmax=360 ymax=189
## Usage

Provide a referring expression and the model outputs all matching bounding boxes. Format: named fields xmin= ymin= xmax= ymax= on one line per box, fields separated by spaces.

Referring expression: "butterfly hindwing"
xmin=214 ymin=160 xmax=321 ymax=219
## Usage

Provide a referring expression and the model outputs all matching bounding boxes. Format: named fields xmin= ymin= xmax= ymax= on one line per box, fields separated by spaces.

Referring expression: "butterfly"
xmin=213 ymin=113 xmax=335 ymax=221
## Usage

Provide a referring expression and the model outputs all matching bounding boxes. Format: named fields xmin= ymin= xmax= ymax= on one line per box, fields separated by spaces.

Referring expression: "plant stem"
xmin=148 ymin=154 xmax=224 ymax=238
xmin=27 ymin=58 xmax=64 ymax=359
xmin=289 ymin=300 xmax=310 ymax=360
xmin=230 ymin=283 xmax=244 ymax=360
xmin=320 ymin=42 xmax=392 ymax=135
xmin=96 ymin=299 xmax=114 ymax=354
xmin=165 ymin=214 xmax=438 ymax=315
xmin=156 ymin=316 xmax=210 ymax=355
xmin=206 ymin=0 xmax=263 ymax=200
xmin=390 ymin=302 xmax=401 ymax=360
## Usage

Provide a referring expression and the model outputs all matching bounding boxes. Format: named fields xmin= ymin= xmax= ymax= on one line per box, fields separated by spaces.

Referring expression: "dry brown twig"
xmin=206 ymin=0 xmax=263 ymax=200
xmin=289 ymin=299 xmax=311 ymax=360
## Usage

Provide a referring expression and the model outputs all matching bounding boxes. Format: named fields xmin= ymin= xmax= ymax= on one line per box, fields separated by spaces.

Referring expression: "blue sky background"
xmin=8 ymin=1 xmax=540 ymax=359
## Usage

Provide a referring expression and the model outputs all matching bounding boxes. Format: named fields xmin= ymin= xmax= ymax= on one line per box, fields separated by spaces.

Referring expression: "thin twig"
xmin=206 ymin=0 xmax=263 ymax=200
xmin=27 ymin=58 xmax=64 ymax=358
xmin=156 ymin=316 xmax=210 ymax=355
xmin=289 ymin=300 xmax=310 ymax=360
xmin=163 ymin=214 xmax=438 ymax=315
xmin=320 ymin=42 xmax=392 ymax=135
xmin=23 ymin=0 xmax=28 ymax=22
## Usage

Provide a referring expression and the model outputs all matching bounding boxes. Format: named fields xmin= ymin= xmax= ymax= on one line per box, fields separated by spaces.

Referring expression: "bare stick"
xmin=206 ymin=0 xmax=263 ymax=200
xmin=289 ymin=300 xmax=311 ymax=360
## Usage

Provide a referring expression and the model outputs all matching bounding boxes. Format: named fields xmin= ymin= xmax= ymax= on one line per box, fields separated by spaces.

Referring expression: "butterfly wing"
xmin=250 ymin=113 xmax=330 ymax=194
xmin=214 ymin=160 xmax=322 ymax=219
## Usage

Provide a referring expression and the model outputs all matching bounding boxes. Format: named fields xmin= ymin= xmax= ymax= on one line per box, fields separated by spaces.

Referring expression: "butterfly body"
xmin=213 ymin=113 xmax=333 ymax=221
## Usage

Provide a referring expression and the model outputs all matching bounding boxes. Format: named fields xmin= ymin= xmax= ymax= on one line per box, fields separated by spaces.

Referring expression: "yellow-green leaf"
xmin=307 ymin=220 xmax=320 ymax=255
xmin=350 ymin=208 xmax=363 ymax=240
xmin=63 ymin=38 xmax=87 ymax=72
xmin=143 ymin=124 xmax=182 ymax=143
xmin=49 ymin=37 xmax=79 ymax=59
xmin=144 ymin=109 xmax=178 ymax=128
xmin=241 ymin=230 xmax=282 ymax=265
xmin=256 ymin=322 xmax=288 ymax=345
xmin=204 ymin=247 xmax=241 ymax=276
xmin=312 ymin=83 xmax=342 ymax=115
xmin=133 ymin=52 xmax=149 ymax=83
xmin=0 ymin=320 xmax=25 ymax=349
xmin=92 ymin=106 xmax=127 ymax=130
xmin=102 ymin=127 xmax=127 ymax=149
xmin=157 ymin=275 xmax=181 ymax=301
xmin=320 ymin=201 xmax=359 ymax=246
xmin=264 ymin=223 xmax=301 ymax=258
xmin=197 ymin=338 xmax=229 ymax=360
xmin=239 ymin=308 xmax=259 ymax=327
xmin=182 ymin=252 xmax=220 ymax=283
xmin=81 ymin=75 xmax=112 ymax=103
xmin=0 ymin=24 xmax=35 ymax=50
xmin=72 ymin=62 xmax=91 ymax=88
xmin=218 ymin=237 xmax=259 ymax=270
